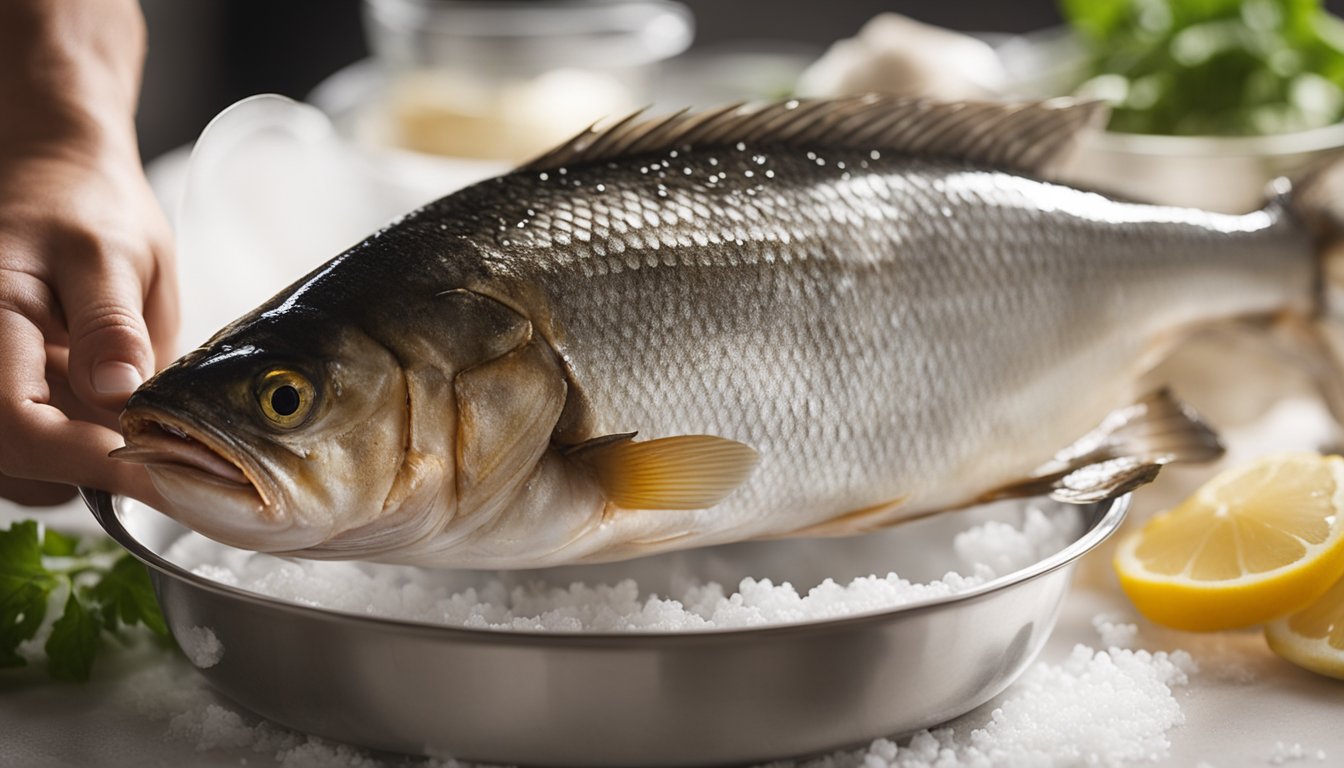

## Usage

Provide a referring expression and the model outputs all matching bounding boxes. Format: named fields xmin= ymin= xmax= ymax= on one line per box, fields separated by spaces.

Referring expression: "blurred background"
xmin=135 ymin=0 xmax=1344 ymax=216
xmin=138 ymin=0 xmax=1344 ymax=433
xmin=136 ymin=0 xmax=1070 ymax=161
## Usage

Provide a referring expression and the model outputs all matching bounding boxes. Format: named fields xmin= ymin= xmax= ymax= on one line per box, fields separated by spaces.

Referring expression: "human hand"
xmin=0 ymin=0 xmax=177 ymax=507
xmin=0 ymin=128 xmax=178 ymax=506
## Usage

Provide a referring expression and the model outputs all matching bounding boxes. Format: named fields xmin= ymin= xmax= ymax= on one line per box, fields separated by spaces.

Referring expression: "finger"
xmin=54 ymin=235 xmax=155 ymax=410
xmin=0 ymin=473 xmax=77 ymax=507
xmin=45 ymin=344 xmax=119 ymax=430
xmin=142 ymin=243 xmax=181 ymax=369
xmin=0 ymin=263 xmax=101 ymax=505
xmin=0 ymin=401 xmax=158 ymax=500
xmin=0 ymin=263 xmax=66 ymax=342
xmin=0 ymin=308 xmax=157 ymax=500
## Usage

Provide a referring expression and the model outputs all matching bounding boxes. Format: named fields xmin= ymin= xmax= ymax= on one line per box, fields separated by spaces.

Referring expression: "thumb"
xmin=59 ymin=252 xmax=155 ymax=411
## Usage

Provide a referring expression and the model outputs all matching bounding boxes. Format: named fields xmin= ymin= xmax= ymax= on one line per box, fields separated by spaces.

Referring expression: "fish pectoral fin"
xmin=566 ymin=434 xmax=759 ymax=510
xmin=983 ymin=388 xmax=1223 ymax=505
xmin=1041 ymin=458 xmax=1164 ymax=505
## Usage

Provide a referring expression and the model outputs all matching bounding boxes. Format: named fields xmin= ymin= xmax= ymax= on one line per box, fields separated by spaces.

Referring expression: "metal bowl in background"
xmin=997 ymin=28 xmax=1344 ymax=213
xmin=1063 ymin=119 xmax=1344 ymax=214
xmin=81 ymin=489 xmax=1126 ymax=766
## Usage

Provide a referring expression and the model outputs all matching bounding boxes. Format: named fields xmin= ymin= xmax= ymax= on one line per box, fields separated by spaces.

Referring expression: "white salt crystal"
xmin=1091 ymin=612 xmax=1140 ymax=649
xmin=170 ymin=704 xmax=256 ymax=751
xmin=952 ymin=507 xmax=1075 ymax=576
xmin=1161 ymin=630 xmax=1258 ymax=685
xmin=793 ymin=645 xmax=1194 ymax=768
xmin=1269 ymin=741 xmax=1321 ymax=765
xmin=169 ymin=506 xmax=1076 ymax=633
xmin=179 ymin=625 xmax=224 ymax=668
xmin=278 ymin=740 xmax=381 ymax=768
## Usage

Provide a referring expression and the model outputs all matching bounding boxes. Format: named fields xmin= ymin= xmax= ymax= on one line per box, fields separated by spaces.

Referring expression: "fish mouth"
xmin=114 ymin=408 xmax=269 ymax=507
xmin=114 ymin=406 xmax=332 ymax=553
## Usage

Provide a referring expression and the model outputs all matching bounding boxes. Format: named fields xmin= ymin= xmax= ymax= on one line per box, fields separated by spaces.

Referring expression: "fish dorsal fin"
xmin=519 ymin=96 xmax=1108 ymax=177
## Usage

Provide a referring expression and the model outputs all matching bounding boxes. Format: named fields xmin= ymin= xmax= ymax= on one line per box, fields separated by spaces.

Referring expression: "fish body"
xmin=116 ymin=98 xmax=1327 ymax=568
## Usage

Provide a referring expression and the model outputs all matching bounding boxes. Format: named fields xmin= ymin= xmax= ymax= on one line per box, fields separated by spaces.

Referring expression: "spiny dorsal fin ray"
xmin=518 ymin=95 xmax=1108 ymax=177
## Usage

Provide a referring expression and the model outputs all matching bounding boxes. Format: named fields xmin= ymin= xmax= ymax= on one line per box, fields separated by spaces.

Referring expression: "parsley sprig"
xmin=1062 ymin=0 xmax=1344 ymax=136
xmin=0 ymin=520 xmax=168 ymax=681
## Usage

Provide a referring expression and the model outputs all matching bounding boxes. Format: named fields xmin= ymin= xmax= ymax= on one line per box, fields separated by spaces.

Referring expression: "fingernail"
xmin=92 ymin=362 xmax=144 ymax=396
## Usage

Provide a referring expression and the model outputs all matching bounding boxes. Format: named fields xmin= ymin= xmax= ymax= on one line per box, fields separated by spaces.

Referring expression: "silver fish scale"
xmin=459 ymin=147 xmax=1313 ymax=540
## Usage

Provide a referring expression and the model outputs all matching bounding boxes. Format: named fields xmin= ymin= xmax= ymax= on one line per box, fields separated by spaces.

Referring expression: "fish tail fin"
xmin=1285 ymin=163 xmax=1344 ymax=422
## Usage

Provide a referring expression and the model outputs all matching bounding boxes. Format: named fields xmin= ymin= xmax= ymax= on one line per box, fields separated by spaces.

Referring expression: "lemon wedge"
xmin=1265 ymin=572 xmax=1344 ymax=679
xmin=1113 ymin=452 xmax=1344 ymax=632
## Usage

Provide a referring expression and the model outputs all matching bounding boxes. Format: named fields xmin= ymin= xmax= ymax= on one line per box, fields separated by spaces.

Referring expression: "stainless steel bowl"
xmin=82 ymin=489 xmax=1127 ymax=766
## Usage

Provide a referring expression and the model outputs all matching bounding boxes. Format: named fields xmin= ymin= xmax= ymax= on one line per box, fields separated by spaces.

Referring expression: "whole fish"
xmin=114 ymin=96 xmax=1340 ymax=568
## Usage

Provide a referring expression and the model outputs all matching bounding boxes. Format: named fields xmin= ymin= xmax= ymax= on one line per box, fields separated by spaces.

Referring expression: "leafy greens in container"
xmin=1062 ymin=0 xmax=1344 ymax=135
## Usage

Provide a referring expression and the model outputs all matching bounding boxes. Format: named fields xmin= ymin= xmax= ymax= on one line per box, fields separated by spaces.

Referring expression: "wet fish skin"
xmin=119 ymin=102 xmax=1316 ymax=568
xmin=415 ymin=148 xmax=1309 ymax=562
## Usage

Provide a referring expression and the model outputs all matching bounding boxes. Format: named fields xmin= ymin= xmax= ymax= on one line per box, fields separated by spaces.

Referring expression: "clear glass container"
xmin=360 ymin=0 xmax=693 ymax=161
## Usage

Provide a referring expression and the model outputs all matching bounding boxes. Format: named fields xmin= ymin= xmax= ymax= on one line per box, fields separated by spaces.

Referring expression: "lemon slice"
xmin=1265 ymin=573 xmax=1344 ymax=679
xmin=1113 ymin=452 xmax=1344 ymax=632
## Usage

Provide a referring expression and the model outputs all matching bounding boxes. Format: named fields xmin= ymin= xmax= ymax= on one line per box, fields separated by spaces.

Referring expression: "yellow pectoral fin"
xmin=568 ymin=434 xmax=759 ymax=510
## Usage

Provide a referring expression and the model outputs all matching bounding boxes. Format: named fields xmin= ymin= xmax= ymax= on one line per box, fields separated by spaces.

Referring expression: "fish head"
xmin=116 ymin=318 xmax=408 ymax=553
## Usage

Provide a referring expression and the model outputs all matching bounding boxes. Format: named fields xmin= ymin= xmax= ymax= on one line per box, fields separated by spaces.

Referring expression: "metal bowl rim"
xmin=80 ymin=488 xmax=1126 ymax=644
xmin=1084 ymin=122 xmax=1344 ymax=158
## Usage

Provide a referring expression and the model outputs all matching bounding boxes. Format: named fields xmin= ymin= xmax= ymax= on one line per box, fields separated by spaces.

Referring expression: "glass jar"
xmin=361 ymin=0 xmax=693 ymax=161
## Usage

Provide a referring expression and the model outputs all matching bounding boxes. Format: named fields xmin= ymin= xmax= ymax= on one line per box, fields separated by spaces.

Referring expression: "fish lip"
xmin=115 ymin=406 xmax=274 ymax=510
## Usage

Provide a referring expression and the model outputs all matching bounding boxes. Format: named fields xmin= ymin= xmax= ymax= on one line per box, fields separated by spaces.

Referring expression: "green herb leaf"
xmin=1061 ymin=0 xmax=1344 ymax=136
xmin=1060 ymin=0 xmax=1134 ymax=41
xmin=0 ymin=521 xmax=59 ymax=668
xmin=90 ymin=555 xmax=167 ymax=637
xmin=44 ymin=591 xmax=100 ymax=682
xmin=41 ymin=528 xmax=80 ymax=558
xmin=1 ymin=522 xmax=173 ymax=682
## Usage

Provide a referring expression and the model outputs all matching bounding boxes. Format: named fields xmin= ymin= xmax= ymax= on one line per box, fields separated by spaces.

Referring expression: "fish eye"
xmin=256 ymin=369 xmax=316 ymax=428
